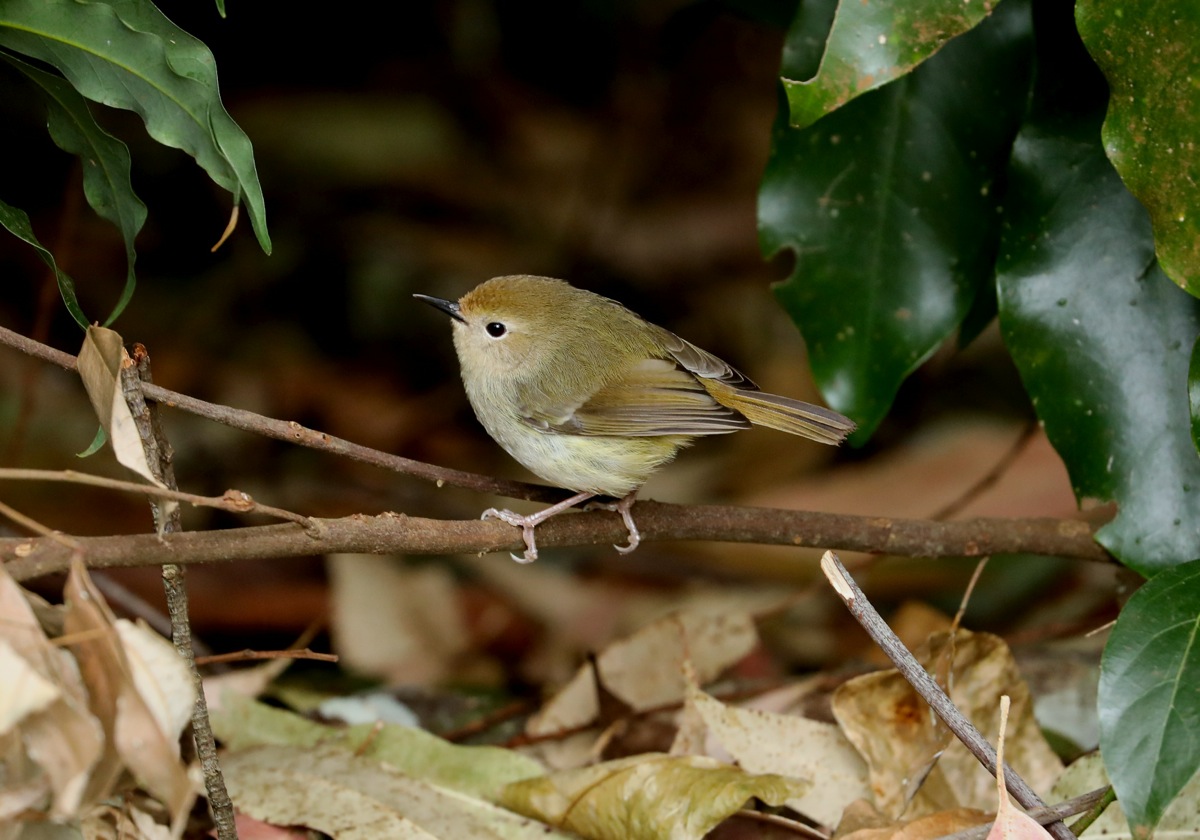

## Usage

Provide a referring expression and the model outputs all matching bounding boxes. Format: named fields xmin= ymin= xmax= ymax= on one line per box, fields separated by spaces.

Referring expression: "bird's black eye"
xmin=485 ymin=322 xmax=507 ymax=338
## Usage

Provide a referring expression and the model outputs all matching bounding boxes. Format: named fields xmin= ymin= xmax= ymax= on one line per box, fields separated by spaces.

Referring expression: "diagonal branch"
xmin=0 ymin=324 xmax=560 ymax=502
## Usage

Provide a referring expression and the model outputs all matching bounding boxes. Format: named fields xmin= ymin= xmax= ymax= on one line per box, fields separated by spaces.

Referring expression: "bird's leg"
xmin=482 ymin=490 xmax=596 ymax=563
xmin=585 ymin=489 xmax=641 ymax=555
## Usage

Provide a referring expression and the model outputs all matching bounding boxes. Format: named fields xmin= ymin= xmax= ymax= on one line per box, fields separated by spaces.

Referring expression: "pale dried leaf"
xmin=839 ymin=808 xmax=991 ymax=840
xmin=0 ymin=641 xmax=60 ymax=732
xmin=64 ymin=561 xmax=194 ymax=831
xmin=21 ymin=697 xmax=105 ymax=819
xmin=832 ymin=631 xmax=1062 ymax=818
xmin=327 ymin=555 xmax=468 ymax=683
xmin=115 ymin=620 xmax=194 ymax=741
xmin=0 ymin=566 xmax=103 ymax=819
xmin=673 ymin=684 xmax=864 ymax=826
xmin=211 ymin=694 xmax=543 ymax=801
xmin=527 ymin=609 xmax=757 ymax=736
xmin=987 ymin=696 xmax=1052 ymax=840
xmin=1050 ymin=753 xmax=1200 ymax=838
xmin=500 ymin=753 xmax=807 ymax=840
xmin=223 ymin=744 xmax=570 ymax=840
xmin=77 ymin=326 xmax=176 ymax=524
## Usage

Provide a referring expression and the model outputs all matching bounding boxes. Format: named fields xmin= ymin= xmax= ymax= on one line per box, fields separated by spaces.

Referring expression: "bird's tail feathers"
xmin=706 ymin=383 xmax=855 ymax=444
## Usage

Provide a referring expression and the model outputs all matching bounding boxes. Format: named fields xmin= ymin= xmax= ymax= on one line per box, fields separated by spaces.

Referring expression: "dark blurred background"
xmin=0 ymin=0 xmax=1085 ymax=659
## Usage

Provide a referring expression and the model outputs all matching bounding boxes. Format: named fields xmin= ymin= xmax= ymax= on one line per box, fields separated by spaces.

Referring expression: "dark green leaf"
xmin=1099 ymin=559 xmax=1200 ymax=837
xmin=996 ymin=118 xmax=1200 ymax=574
xmin=760 ymin=0 xmax=1032 ymax=438
xmin=2 ymin=54 xmax=147 ymax=326
xmin=1190 ymin=337 xmax=1200 ymax=456
xmin=0 ymin=198 xmax=88 ymax=329
xmin=1076 ymin=0 xmax=1200 ymax=296
xmin=782 ymin=0 xmax=999 ymax=129
xmin=0 ymin=0 xmax=270 ymax=254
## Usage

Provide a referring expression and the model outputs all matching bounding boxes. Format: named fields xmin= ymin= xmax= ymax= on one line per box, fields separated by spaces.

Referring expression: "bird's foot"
xmin=482 ymin=490 xmax=598 ymax=563
xmin=481 ymin=508 xmax=541 ymax=563
xmin=585 ymin=490 xmax=641 ymax=554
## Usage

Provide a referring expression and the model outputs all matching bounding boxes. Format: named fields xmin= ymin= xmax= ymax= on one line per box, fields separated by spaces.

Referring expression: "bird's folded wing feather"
xmin=522 ymin=357 xmax=750 ymax=437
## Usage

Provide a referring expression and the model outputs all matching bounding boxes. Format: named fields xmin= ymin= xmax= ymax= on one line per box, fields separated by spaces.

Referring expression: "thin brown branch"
xmin=819 ymin=552 xmax=1073 ymax=840
xmin=932 ymin=421 xmax=1039 ymax=521
xmin=194 ymin=648 xmax=339 ymax=666
xmin=124 ymin=347 xmax=237 ymax=840
xmin=0 ymin=324 xmax=561 ymax=503
xmin=3 ymin=501 xmax=1113 ymax=584
xmin=0 ymin=468 xmax=314 ymax=529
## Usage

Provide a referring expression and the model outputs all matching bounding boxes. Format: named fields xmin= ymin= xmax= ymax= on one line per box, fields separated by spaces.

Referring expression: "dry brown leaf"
xmin=672 ymin=683 xmax=869 ymax=827
xmin=0 ymin=564 xmax=103 ymax=818
xmin=327 ymin=555 xmax=468 ymax=684
xmin=832 ymin=630 xmax=1062 ymax=819
xmin=64 ymin=560 xmax=195 ymax=832
xmin=77 ymin=325 xmax=176 ymax=526
xmin=500 ymin=753 xmax=808 ymax=840
xmin=526 ymin=609 xmax=757 ymax=739
xmin=222 ymin=743 xmax=572 ymax=839
xmin=840 ymin=808 xmax=991 ymax=840
xmin=986 ymin=696 xmax=1052 ymax=840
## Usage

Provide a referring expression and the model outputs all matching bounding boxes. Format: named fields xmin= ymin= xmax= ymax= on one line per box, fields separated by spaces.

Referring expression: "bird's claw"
xmin=481 ymin=508 xmax=538 ymax=563
xmin=585 ymin=493 xmax=641 ymax=555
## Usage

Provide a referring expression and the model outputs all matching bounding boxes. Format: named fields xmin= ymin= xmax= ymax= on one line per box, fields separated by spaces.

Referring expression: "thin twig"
xmin=195 ymin=647 xmax=339 ymax=666
xmin=0 ymin=468 xmax=314 ymax=529
xmin=932 ymin=422 xmax=1039 ymax=521
xmin=0 ymin=497 xmax=81 ymax=550
xmin=732 ymin=809 xmax=828 ymax=838
xmin=123 ymin=347 xmax=237 ymax=840
xmin=0 ymin=324 xmax=561 ymax=504
xmin=1067 ymin=785 xmax=1116 ymax=836
xmin=818 ymin=551 xmax=1074 ymax=840
xmin=935 ymin=785 xmax=1111 ymax=840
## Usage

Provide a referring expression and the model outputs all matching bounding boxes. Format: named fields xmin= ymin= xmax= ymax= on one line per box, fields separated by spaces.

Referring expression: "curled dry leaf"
xmin=836 ymin=807 xmax=991 ymax=840
xmin=327 ymin=555 xmax=469 ymax=684
xmin=500 ymin=753 xmax=808 ymax=840
xmin=831 ymin=630 xmax=1062 ymax=819
xmin=210 ymin=694 xmax=543 ymax=802
xmin=64 ymin=560 xmax=195 ymax=833
xmin=76 ymin=325 xmax=177 ymax=526
xmin=526 ymin=609 xmax=758 ymax=738
xmin=672 ymin=683 xmax=868 ymax=827
xmin=986 ymin=696 xmax=1053 ymax=840
xmin=0 ymin=563 xmax=102 ymax=819
xmin=221 ymin=743 xmax=574 ymax=840
xmin=1050 ymin=752 xmax=1200 ymax=839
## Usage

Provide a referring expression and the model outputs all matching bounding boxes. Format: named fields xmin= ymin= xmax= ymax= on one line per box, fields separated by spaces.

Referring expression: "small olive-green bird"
xmin=416 ymin=275 xmax=854 ymax=562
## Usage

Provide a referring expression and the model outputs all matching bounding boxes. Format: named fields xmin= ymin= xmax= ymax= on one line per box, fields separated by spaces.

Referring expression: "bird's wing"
xmin=521 ymin=357 xmax=750 ymax=437
xmin=653 ymin=325 xmax=855 ymax=444
xmin=647 ymin=324 xmax=758 ymax=389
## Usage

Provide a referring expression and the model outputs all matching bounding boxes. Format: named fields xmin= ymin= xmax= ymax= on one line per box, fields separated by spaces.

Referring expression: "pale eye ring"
xmin=485 ymin=322 xmax=507 ymax=338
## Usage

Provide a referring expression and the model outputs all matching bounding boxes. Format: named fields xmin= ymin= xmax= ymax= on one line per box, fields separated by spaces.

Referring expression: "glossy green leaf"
xmin=782 ymin=0 xmax=999 ymax=129
xmin=996 ymin=118 xmax=1200 ymax=574
xmin=0 ymin=0 xmax=270 ymax=254
xmin=1076 ymin=0 xmax=1200 ymax=296
xmin=761 ymin=0 xmax=1031 ymax=439
xmin=0 ymin=198 xmax=88 ymax=329
xmin=2 ymin=54 xmax=147 ymax=326
xmin=1099 ymin=559 xmax=1200 ymax=837
xmin=1190 ymin=337 xmax=1200 ymax=455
